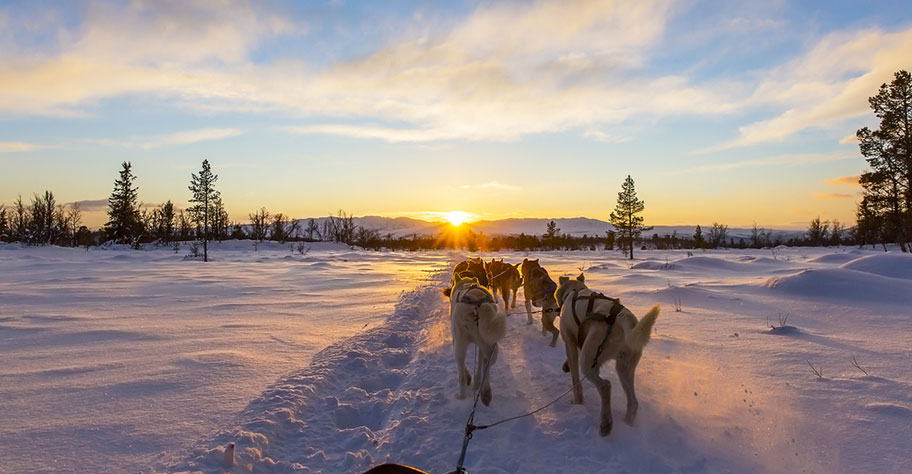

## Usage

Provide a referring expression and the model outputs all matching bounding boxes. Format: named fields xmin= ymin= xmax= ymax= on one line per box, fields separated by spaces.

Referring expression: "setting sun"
xmin=444 ymin=211 xmax=472 ymax=226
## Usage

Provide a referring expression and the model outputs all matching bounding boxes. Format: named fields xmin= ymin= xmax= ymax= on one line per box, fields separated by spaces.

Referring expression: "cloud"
xmin=2 ymin=0 xmax=906 ymax=150
xmin=0 ymin=141 xmax=44 ymax=152
xmin=459 ymin=181 xmax=522 ymax=191
xmin=88 ymin=128 xmax=245 ymax=148
xmin=814 ymin=192 xmax=854 ymax=199
xmin=839 ymin=132 xmax=858 ymax=144
xmin=678 ymin=152 xmax=856 ymax=174
xmin=139 ymin=128 xmax=245 ymax=149
xmin=826 ymin=175 xmax=861 ymax=186
xmin=66 ymin=199 xmax=108 ymax=211
xmin=714 ymin=28 xmax=912 ymax=150
xmin=0 ymin=0 xmax=742 ymax=142
xmin=283 ymin=125 xmax=455 ymax=143
xmin=583 ymin=130 xmax=631 ymax=143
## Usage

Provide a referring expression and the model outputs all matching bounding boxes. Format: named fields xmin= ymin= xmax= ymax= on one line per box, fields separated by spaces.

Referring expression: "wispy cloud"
xmin=87 ymin=128 xmax=245 ymax=149
xmin=0 ymin=141 xmax=45 ymax=152
xmin=66 ymin=199 xmax=108 ymax=212
xmin=814 ymin=192 xmax=854 ymax=199
xmin=678 ymin=152 xmax=856 ymax=174
xmin=839 ymin=132 xmax=858 ymax=144
xmin=826 ymin=175 xmax=861 ymax=186
xmin=139 ymin=128 xmax=245 ymax=149
xmin=712 ymin=28 xmax=912 ymax=150
xmin=583 ymin=130 xmax=631 ymax=143
xmin=459 ymin=181 xmax=522 ymax=191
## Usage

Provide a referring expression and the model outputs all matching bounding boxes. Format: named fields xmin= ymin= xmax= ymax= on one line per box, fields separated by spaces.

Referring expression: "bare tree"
xmin=248 ymin=207 xmax=270 ymax=242
xmin=707 ymin=222 xmax=729 ymax=249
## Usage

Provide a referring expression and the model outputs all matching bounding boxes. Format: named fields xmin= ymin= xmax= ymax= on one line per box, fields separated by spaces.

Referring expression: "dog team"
xmin=442 ymin=257 xmax=661 ymax=436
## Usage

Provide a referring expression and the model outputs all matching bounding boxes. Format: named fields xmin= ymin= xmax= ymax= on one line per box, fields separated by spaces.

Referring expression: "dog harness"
xmin=563 ymin=289 xmax=625 ymax=366
xmin=454 ymin=284 xmax=496 ymax=322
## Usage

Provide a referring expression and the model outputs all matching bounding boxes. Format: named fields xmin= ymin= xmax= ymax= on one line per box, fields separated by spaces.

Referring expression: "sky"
xmin=1 ymin=0 xmax=910 ymax=229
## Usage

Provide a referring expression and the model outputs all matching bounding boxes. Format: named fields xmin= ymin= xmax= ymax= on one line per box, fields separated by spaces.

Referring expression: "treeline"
xmin=0 ymin=191 xmax=94 ymax=246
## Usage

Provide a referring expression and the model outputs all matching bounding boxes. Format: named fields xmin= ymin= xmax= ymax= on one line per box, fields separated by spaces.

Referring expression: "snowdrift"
xmin=839 ymin=253 xmax=912 ymax=280
xmin=762 ymin=268 xmax=912 ymax=304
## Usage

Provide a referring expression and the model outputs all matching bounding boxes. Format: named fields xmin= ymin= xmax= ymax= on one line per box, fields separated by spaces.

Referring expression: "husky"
xmin=485 ymin=258 xmax=522 ymax=313
xmin=520 ymin=258 xmax=560 ymax=346
xmin=443 ymin=275 xmax=507 ymax=406
xmin=452 ymin=257 xmax=488 ymax=288
xmin=555 ymin=274 xmax=660 ymax=436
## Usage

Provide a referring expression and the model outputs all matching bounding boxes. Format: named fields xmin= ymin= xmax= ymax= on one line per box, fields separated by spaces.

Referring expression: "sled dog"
xmin=443 ymin=275 xmax=507 ymax=406
xmin=520 ymin=258 xmax=560 ymax=346
xmin=452 ymin=257 xmax=489 ymax=288
xmin=555 ymin=274 xmax=660 ymax=436
xmin=485 ymin=258 xmax=522 ymax=313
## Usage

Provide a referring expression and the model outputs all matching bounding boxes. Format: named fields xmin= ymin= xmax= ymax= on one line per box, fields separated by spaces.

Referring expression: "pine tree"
xmin=693 ymin=225 xmax=705 ymax=249
xmin=188 ymin=159 xmax=220 ymax=261
xmin=857 ymin=70 xmax=912 ymax=252
xmin=105 ymin=162 xmax=142 ymax=245
xmin=0 ymin=205 xmax=8 ymax=242
xmin=544 ymin=220 xmax=560 ymax=249
xmin=609 ymin=175 xmax=649 ymax=259
xmin=157 ymin=200 xmax=175 ymax=244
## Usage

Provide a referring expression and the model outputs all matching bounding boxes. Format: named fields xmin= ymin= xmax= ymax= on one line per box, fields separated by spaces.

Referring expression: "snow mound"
xmin=839 ymin=253 xmax=912 ymax=280
xmin=762 ymin=268 xmax=912 ymax=303
xmin=864 ymin=402 xmax=912 ymax=417
xmin=808 ymin=252 xmax=863 ymax=264
xmin=631 ymin=260 xmax=676 ymax=270
xmin=672 ymin=256 xmax=749 ymax=272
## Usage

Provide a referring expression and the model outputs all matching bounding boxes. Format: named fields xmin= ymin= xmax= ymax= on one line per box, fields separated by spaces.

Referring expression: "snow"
xmin=1 ymin=244 xmax=910 ymax=473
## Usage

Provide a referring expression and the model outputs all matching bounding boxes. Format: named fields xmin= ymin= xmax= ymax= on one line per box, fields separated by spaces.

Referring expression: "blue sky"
xmin=1 ymin=0 xmax=910 ymax=228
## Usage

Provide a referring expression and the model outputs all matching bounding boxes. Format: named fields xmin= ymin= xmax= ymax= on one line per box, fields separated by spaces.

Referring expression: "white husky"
xmin=555 ymin=274 xmax=660 ymax=436
xmin=443 ymin=275 xmax=507 ymax=406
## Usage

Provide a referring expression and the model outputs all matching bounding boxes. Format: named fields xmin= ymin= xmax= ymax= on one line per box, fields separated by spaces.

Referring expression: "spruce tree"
xmin=105 ymin=162 xmax=142 ymax=245
xmin=609 ymin=175 xmax=648 ymax=259
xmin=188 ymin=159 xmax=220 ymax=262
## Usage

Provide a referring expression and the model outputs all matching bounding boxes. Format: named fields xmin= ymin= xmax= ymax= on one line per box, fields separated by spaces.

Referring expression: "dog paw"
xmin=456 ymin=391 xmax=467 ymax=400
xmin=600 ymin=417 xmax=613 ymax=437
xmin=481 ymin=389 xmax=492 ymax=407
xmin=624 ymin=406 xmax=638 ymax=425
xmin=562 ymin=360 xmax=569 ymax=372
xmin=549 ymin=340 xmax=557 ymax=348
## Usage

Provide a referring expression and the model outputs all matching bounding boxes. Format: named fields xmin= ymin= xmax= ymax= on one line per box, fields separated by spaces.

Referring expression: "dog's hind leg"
xmin=510 ymin=288 xmax=517 ymax=310
xmin=479 ymin=344 xmax=497 ymax=406
xmin=563 ymin=339 xmax=584 ymax=404
xmin=617 ymin=351 xmax=642 ymax=425
xmin=524 ymin=294 xmax=535 ymax=326
xmin=453 ymin=339 xmax=470 ymax=400
xmin=580 ymin=325 xmax=613 ymax=436
xmin=542 ymin=311 xmax=560 ymax=347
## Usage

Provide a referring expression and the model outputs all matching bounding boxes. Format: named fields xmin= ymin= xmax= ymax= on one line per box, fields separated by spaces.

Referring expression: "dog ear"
xmin=532 ymin=259 xmax=539 ymax=263
xmin=442 ymin=288 xmax=452 ymax=297
xmin=577 ymin=273 xmax=585 ymax=282
xmin=559 ymin=276 xmax=569 ymax=284
xmin=523 ymin=258 xmax=528 ymax=263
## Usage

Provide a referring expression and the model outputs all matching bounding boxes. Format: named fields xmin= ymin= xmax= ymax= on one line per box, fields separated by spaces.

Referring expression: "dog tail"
xmin=477 ymin=302 xmax=507 ymax=345
xmin=626 ymin=304 xmax=660 ymax=351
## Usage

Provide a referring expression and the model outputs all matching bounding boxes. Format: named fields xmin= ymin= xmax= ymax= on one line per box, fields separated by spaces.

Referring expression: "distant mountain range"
xmin=298 ymin=216 xmax=803 ymax=240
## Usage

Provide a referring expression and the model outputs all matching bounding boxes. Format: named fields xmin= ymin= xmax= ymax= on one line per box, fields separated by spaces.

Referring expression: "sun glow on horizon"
xmin=443 ymin=211 xmax=472 ymax=226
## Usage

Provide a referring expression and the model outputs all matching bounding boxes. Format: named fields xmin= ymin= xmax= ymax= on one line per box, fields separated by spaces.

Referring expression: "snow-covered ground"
xmin=1 ymin=243 xmax=910 ymax=473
